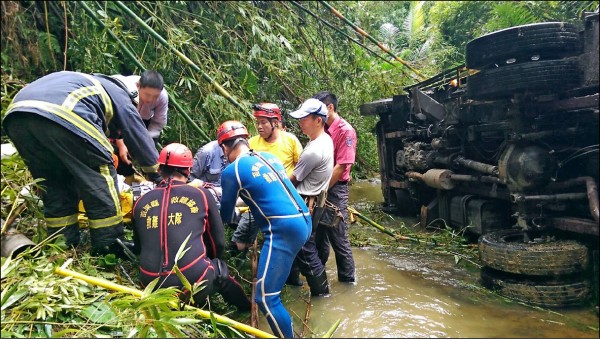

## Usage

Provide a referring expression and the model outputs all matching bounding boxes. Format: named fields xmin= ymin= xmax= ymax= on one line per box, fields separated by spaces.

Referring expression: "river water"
xmin=258 ymin=180 xmax=599 ymax=338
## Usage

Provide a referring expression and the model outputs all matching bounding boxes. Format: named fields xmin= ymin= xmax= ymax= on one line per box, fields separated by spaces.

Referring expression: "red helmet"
xmin=253 ymin=103 xmax=282 ymax=121
xmin=217 ymin=120 xmax=249 ymax=145
xmin=158 ymin=143 xmax=193 ymax=167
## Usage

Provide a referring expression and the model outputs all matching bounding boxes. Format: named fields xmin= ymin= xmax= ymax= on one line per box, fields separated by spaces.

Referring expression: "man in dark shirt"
xmin=3 ymin=71 xmax=160 ymax=257
xmin=132 ymin=143 xmax=250 ymax=311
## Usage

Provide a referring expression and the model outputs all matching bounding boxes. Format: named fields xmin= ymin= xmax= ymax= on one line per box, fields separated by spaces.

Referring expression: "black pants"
xmin=4 ymin=113 xmax=124 ymax=250
xmin=315 ymin=182 xmax=356 ymax=282
xmin=148 ymin=258 xmax=251 ymax=311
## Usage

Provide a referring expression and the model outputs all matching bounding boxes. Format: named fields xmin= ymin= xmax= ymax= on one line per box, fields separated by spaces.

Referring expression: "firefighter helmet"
xmin=217 ymin=120 xmax=249 ymax=145
xmin=253 ymin=103 xmax=282 ymax=121
xmin=158 ymin=143 xmax=193 ymax=167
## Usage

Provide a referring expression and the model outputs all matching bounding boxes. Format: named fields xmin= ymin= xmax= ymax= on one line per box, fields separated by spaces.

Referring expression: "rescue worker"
xmin=313 ymin=91 xmax=357 ymax=284
xmin=2 ymin=71 xmax=160 ymax=257
xmin=132 ymin=143 xmax=251 ymax=311
xmin=218 ymin=121 xmax=311 ymax=338
xmin=189 ymin=139 xmax=228 ymax=186
xmin=288 ymin=98 xmax=335 ymax=297
xmin=188 ymin=139 xmax=229 ymax=207
xmin=108 ymin=70 xmax=168 ymax=180
xmin=233 ymin=103 xmax=305 ymax=287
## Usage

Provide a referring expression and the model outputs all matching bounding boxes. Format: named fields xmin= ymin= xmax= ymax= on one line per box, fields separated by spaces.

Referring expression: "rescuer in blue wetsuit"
xmin=218 ymin=120 xmax=311 ymax=338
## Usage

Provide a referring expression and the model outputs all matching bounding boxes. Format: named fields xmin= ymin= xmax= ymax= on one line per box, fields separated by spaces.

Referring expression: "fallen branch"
xmin=55 ymin=259 xmax=275 ymax=338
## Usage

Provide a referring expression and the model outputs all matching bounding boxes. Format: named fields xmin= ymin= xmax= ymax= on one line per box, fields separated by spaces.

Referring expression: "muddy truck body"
xmin=361 ymin=13 xmax=599 ymax=309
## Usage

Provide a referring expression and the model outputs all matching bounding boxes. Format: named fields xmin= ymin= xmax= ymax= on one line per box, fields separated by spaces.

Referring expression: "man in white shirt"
xmin=288 ymin=98 xmax=334 ymax=296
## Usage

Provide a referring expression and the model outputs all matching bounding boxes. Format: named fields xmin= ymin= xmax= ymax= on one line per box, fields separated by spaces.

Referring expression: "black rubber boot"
xmin=285 ymin=264 xmax=304 ymax=287
xmin=212 ymin=258 xmax=252 ymax=312
xmin=305 ymin=270 xmax=330 ymax=297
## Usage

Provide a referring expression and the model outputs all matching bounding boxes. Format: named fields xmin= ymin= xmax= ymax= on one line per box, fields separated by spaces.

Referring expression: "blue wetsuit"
xmin=220 ymin=150 xmax=311 ymax=338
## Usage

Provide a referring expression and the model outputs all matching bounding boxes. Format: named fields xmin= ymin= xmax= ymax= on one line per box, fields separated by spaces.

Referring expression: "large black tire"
xmin=467 ymin=59 xmax=580 ymax=100
xmin=360 ymin=98 xmax=393 ymax=116
xmin=481 ymin=268 xmax=590 ymax=308
xmin=466 ymin=22 xmax=582 ymax=69
xmin=479 ymin=229 xmax=588 ymax=276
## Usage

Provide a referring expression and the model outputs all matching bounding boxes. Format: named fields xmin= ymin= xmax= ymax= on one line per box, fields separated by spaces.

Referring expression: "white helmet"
xmin=109 ymin=74 xmax=140 ymax=105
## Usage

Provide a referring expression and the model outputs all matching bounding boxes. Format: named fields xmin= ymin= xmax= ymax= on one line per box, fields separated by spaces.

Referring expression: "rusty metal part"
xmin=1 ymin=202 xmax=27 ymax=235
xmin=511 ymin=192 xmax=588 ymax=202
xmin=547 ymin=176 xmax=599 ymax=223
xmin=454 ymin=156 xmax=499 ymax=176
xmin=406 ymin=171 xmax=423 ymax=181
xmin=498 ymin=143 xmax=557 ymax=191
xmin=422 ymin=169 xmax=455 ymax=190
xmin=420 ymin=205 xmax=428 ymax=229
xmin=552 ymin=217 xmax=599 ymax=236
xmin=1 ymin=227 xmax=35 ymax=258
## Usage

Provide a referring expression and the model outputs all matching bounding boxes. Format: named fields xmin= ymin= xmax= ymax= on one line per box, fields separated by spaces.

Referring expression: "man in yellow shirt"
xmin=232 ymin=102 xmax=305 ymax=286
xmin=248 ymin=103 xmax=302 ymax=175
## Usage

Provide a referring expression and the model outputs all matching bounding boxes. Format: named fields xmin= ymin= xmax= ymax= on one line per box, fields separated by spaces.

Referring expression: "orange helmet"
xmin=158 ymin=143 xmax=193 ymax=167
xmin=217 ymin=120 xmax=249 ymax=145
xmin=253 ymin=103 xmax=282 ymax=121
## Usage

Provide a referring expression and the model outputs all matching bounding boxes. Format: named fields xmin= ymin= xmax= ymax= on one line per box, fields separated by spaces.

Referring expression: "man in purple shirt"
xmin=313 ymin=91 xmax=357 ymax=284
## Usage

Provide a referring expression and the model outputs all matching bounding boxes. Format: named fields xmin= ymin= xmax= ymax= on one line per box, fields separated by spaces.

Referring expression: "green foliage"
xmin=1 ymin=1 xmax=597 ymax=336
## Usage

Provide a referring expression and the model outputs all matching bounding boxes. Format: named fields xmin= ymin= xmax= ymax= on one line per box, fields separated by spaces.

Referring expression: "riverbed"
xmin=260 ymin=180 xmax=599 ymax=338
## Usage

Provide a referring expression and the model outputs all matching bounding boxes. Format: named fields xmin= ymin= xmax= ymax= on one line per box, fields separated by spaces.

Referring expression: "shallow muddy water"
xmin=256 ymin=180 xmax=599 ymax=338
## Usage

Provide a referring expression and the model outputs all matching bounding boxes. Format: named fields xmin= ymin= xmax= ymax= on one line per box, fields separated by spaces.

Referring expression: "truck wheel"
xmin=467 ymin=59 xmax=580 ymax=100
xmin=481 ymin=268 xmax=590 ymax=308
xmin=360 ymin=98 xmax=393 ymax=116
xmin=479 ymin=229 xmax=588 ymax=276
xmin=466 ymin=22 xmax=581 ymax=69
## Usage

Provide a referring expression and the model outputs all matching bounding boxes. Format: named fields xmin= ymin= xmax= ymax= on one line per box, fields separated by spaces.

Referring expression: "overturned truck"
xmin=361 ymin=13 xmax=599 ymax=309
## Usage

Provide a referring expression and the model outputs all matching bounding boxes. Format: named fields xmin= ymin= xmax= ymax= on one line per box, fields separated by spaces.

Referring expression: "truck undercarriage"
xmin=361 ymin=13 xmax=599 ymax=309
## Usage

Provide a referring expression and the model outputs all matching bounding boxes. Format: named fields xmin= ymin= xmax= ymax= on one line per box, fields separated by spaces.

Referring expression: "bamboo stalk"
xmin=113 ymin=1 xmax=253 ymax=121
xmin=288 ymin=1 xmax=396 ymax=67
xmin=301 ymin=295 xmax=311 ymax=337
xmin=78 ymin=1 xmax=211 ymax=144
xmin=322 ymin=318 xmax=341 ymax=338
xmin=1 ymin=202 xmax=27 ymax=235
xmin=348 ymin=206 xmax=434 ymax=245
xmin=320 ymin=1 xmax=427 ymax=80
xmin=250 ymin=238 xmax=259 ymax=328
xmin=55 ymin=259 xmax=276 ymax=338
xmin=62 ymin=1 xmax=68 ymax=70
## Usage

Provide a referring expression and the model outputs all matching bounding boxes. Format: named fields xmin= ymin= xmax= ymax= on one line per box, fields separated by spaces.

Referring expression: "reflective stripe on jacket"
xmin=4 ymin=71 xmax=158 ymax=170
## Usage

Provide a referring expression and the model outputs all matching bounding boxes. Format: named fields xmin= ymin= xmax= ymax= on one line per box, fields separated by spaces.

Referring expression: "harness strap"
xmin=250 ymin=150 xmax=309 ymax=224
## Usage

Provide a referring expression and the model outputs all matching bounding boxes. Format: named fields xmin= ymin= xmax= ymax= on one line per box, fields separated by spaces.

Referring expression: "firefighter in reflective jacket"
xmin=132 ymin=143 xmax=251 ymax=311
xmin=3 ymin=71 xmax=160 ymax=257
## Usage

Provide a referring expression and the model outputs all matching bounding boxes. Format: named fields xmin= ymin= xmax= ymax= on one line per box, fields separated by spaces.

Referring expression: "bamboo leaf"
xmin=1 ymin=257 xmax=13 ymax=279
xmin=169 ymin=317 xmax=201 ymax=325
xmin=142 ymin=278 xmax=160 ymax=298
xmin=173 ymin=265 xmax=192 ymax=295
xmin=1 ymin=287 xmax=28 ymax=310
xmin=80 ymin=301 xmax=116 ymax=324
xmin=174 ymin=232 xmax=192 ymax=263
